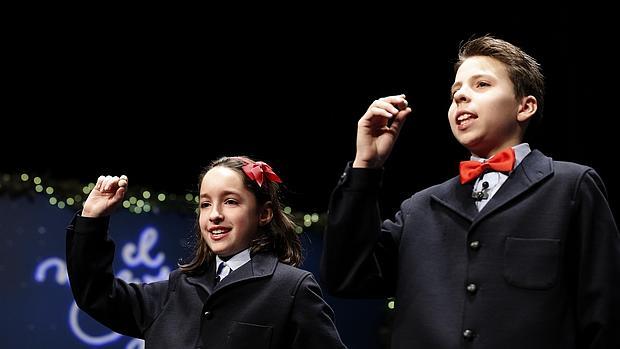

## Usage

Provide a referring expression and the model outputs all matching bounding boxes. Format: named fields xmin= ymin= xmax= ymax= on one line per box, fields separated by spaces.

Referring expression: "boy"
xmin=321 ymin=35 xmax=619 ymax=348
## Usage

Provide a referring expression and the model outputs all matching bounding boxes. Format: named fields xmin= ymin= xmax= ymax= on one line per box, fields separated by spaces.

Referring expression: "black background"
xmin=4 ymin=10 xmax=617 ymax=220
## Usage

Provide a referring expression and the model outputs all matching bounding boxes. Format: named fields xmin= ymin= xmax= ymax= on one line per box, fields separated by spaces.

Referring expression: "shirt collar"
xmin=470 ymin=143 xmax=531 ymax=169
xmin=215 ymin=248 xmax=251 ymax=273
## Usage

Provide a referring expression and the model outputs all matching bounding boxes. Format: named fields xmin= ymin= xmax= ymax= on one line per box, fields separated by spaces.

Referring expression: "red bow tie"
xmin=459 ymin=148 xmax=515 ymax=184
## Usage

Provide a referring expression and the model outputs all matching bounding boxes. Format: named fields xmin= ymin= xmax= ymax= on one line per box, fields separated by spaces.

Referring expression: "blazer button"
xmin=469 ymin=240 xmax=480 ymax=250
xmin=463 ymin=329 xmax=475 ymax=341
xmin=466 ymin=283 xmax=477 ymax=293
xmin=203 ymin=311 xmax=212 ymax=319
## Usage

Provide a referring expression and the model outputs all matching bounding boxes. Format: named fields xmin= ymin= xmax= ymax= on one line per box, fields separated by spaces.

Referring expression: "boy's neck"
xmin=470 ymin=142 xmax=522 ymax=159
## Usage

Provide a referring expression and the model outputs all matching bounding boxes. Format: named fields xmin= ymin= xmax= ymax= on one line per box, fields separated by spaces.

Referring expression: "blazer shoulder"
xmin=273 ymin=263 xmax=317 ymax=292
xmin=552 ymin=160 xmax=605 ymax=184
xmin=553 ymin=160 xmax=609 ymax=198
xmin=162 ymin=268 xmax=183 ymax=294
xmin=412 ymin=176 xmax=460 ymax=201
xmin=553 ymin=160 xmax=594 ymax=176
xmin=274 ymin=262 xmax=312 ymax=279
xmin=253 ymin=253 xmax=312 ymax=284
xmin=527 ymin=150 xmax=596 ymax=182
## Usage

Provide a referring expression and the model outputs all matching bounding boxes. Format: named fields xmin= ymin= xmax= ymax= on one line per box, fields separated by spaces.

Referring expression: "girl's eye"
xmin=477 ymin=81 xmax=490 ymax=88
xmin=200 ymin=202 xmax=211 ymax=208
xmin=224 ymin=199 xmax=238 ymax=205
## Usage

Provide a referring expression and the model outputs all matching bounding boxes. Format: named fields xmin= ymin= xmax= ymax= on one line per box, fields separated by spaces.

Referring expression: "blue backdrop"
xmin=0 ymin=193 xmax=388 ymax=348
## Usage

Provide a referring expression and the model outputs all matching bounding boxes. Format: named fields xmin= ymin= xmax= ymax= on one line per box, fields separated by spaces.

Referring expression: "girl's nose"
xmin=209 ymin=206 xmax=223 ymax=222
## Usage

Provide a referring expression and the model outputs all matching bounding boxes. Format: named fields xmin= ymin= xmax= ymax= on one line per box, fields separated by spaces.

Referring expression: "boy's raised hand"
xmin=81 ymin=175 xmax=128 ymax=217
xmin=353 ymin=94 xmax=412 ymax=168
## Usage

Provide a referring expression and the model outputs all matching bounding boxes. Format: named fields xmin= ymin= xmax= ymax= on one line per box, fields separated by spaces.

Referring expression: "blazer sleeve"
xmin=321 ymin=163 xmax=401 ymax=298
xmin=66 ymin=214 xmax=169 ymax=339
xmin=573 ymin=169 xmax=620 ymax=348
xmin=289 ymin=273 xmax=347 ymax=349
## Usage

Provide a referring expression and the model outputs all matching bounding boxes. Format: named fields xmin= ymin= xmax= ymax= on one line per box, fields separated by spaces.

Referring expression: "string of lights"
xmin=0 ymin=171 xmax=324 ymax=233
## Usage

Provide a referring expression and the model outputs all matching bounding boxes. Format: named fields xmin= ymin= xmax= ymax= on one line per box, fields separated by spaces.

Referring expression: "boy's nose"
xmin=453 ymin=88 xmax=469 ymax=103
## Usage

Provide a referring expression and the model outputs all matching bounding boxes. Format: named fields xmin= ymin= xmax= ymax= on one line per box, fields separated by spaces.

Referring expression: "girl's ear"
xmin=258 ymin=201 xmax=274 ymax=226
xmin=517 ymin=95 xmax=537 ymax=122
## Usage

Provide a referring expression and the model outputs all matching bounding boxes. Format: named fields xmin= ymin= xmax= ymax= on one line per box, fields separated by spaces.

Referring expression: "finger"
xmin=372 ymin=99 xmax=400 ymax=115
xmin=102 ymin=175 xmax=118 ymax=193
xmin=378 ymin=94 xmax=405 ymax=102
xmin=368 ymin=106 xmax=394 ymax=119
xmin=382 ymin=95 xmax=409 ymax=111
xmin=118 ymin=175 xmax=128 ymax=188
xmin=95 ymin=176 xmax=106 ymax=191
xmin=394 ymin=95 xmax=408 ymax=112
xmin=100 ymin=175 xmax=111 ymax=192
xmin=109 ymin=176 xmax=120 ymax=192
xmin=113 ymin=185 xmax=127 ymax=203
xmin=389 ymin=107 xmax=413 ymax=131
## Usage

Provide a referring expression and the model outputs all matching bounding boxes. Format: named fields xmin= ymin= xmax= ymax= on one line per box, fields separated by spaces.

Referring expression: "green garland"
xmin=0 ymin=171 xmax=325 ymax=233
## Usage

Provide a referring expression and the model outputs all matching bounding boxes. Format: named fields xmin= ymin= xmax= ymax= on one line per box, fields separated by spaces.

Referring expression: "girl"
xmin=67 ymin=156 xmax=346 ymax=349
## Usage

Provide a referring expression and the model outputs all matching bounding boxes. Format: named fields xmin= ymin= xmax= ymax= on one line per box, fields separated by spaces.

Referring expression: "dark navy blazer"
xmin=322 ymin=150 xmax=620 ymax=348
xmin=67 ymin=215 xmax=346 ymax=349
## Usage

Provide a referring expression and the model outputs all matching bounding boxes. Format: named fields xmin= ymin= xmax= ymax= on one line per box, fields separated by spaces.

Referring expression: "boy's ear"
xmin=517 ymin=95 xmax=538 ymax=122
xmin=258 ymin=201 xmax=274 ymax=226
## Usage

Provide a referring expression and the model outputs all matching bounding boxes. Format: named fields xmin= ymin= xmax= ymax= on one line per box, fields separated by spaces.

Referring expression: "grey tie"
xmin=214 ymin=262 xmax=229 ymax=285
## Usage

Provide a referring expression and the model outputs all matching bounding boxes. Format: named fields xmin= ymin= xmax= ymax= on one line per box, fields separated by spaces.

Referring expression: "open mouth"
xmin=456 ymin=112 xmax=477 ymax=129
xmin=209 ymin=228 xmax=231 ymax=239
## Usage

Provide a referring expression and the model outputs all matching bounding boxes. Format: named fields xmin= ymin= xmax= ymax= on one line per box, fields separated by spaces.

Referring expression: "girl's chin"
xmin=206 ymin=241 xmax=229 ymax=254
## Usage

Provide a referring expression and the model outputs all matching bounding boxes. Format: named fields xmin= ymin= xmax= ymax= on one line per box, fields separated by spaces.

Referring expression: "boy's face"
xmin=448 ymin=56 xmax=523 ymax=158
xmin=198 ymin=166 xmax=261 ymax=257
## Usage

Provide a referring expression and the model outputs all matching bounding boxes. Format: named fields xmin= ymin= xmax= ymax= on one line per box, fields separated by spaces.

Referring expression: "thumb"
xmin=113 ymin=186 xmax=127 ymax=203
xmin=112 ymin=175 xmax=128 ymax=203
xmin=389 ymin=107 xmax=412 ymax=132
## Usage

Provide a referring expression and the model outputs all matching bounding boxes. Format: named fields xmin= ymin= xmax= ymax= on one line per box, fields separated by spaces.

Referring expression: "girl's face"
xmin=448 ymin=56 xmax=529 ymax=158
xmin=198 ymin=166 xmax=270 ymax=257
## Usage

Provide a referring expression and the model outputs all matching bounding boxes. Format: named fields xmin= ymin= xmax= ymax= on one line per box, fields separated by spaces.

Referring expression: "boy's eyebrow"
xmin=469 ymin=73 xmax=493 ymax=81
xmin=450 ymin=81 xmax=462 ymax=92
xmin=451 ymin=74 xmax=494 ymax=91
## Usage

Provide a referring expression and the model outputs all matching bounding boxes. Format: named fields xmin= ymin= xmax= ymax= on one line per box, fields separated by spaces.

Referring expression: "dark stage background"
xmin=2 ymin=10 xmax=617 ymax=349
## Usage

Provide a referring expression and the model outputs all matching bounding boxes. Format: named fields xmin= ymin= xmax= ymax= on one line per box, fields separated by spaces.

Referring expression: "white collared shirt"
xmin=215 ymin=249 xmax=251 ymax=281
xmin=471 ymin=143 xmax=531 ymax=211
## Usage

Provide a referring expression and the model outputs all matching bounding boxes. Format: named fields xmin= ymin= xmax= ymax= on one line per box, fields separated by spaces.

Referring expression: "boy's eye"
xmin=477 ymin=81 xmax=490 ymax=88
xmin=224 ymin=199 xmax=238 ymax=205
xmin=200 ymin=202 xmax=211 ymax=208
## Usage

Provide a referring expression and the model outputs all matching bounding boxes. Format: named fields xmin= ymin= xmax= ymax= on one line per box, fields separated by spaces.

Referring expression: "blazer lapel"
xmin=430 ymin=150 xmax=554 ymax=227
xmin=431 ymin=177 xmax=479 ymax=223
xmin=214 ymin=253 xmax=278 ymax=290
xmin=186 ymin=266 xmax=217 ymax=295
xmin=472 ymin=150 xmax=553 ymax=225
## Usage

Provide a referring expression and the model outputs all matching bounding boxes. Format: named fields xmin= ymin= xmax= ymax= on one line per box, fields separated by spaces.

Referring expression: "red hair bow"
xmin=242 ymin=161 xmax=282 ymax=187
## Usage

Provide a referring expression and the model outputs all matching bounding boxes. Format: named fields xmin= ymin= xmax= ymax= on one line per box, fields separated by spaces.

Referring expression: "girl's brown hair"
xmin=179 ymin=156 xmax=302 ymax=274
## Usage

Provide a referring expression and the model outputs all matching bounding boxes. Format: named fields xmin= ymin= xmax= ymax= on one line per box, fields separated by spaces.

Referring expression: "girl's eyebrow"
xmin=200 ymin=190 xmax=241 ymax=198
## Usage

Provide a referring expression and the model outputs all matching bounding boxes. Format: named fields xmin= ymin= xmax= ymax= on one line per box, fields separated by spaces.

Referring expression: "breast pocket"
xmin=503 ymin=237 xmax=561 ymax=289
xmin=226 ymin=321 xmax=273 ymax=349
